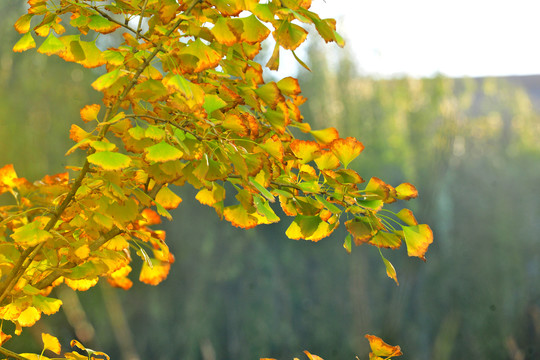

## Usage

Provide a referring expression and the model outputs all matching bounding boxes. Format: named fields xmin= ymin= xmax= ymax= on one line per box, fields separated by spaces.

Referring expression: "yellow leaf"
xmin=365 ymin=334 xmax=403 ymax=358
xmin=0 ymin=330 xmax=12 ymax=346
xmin=42 ymin=333 xmax=61 ymax=355
xmin=303 ymin=350 xmax=324 ymax=360
xmin=223 ymin=204 xmax=258 ymax=229
xmin=103 ymin=234 xmax=129 ymax=251
xmin=80 ymin=104 xmax=100 ymax=122
xmin=155 ymin=186 xmax=183 ymax=209
xmin=402 ymin=224 xmax=433 ymax=261
xmin=330 ymin=137 xmax=364 ymax=168
xmin=18 ymin=306 xmax=41 ymax=327
xmin=139 ymin=258 xmax=171 ymax=285
xmin=64 ymin=278 xmax=99 ymax=291
xmin=290 ymin=140 xmax=321 ymax=164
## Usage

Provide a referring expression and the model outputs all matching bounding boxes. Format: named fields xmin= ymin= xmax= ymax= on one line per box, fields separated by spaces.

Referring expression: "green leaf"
xmin=249 ymin=176 xmax=274 ymax=202
xmin=144 ymin=141 xmax=183 ymax=162
xmin=203 ymin=94 xmax=227 ymax=114
xmin=11 ymin=222 xmax=52 ymax=246
xmin=91 ymin=68 xmax=122 ymax=91
xmin=87 ymin=151 xmax=131 ymax=170
xmin=343 ymin=234 xmax=352 ymax=253
xmin=314 ymin=195 xmax=341 ymax=214
xmin=37 ymin=33 xmax=66 ymax=55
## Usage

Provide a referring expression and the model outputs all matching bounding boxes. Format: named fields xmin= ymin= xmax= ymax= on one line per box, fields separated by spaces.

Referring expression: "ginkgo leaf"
xmin=396 ymin=208 xmax=418 ymax=226
xmin=345 ymin=218 xmax=376 ymax=245
xmin=155 ymin=186 xmax=182 ymax=209
xmin=365 ymin=334 xmax=403 ymax=358
xmin=330 ymin=137 xmax=364 ymax=168
xmin=237 ymin=15 xmax=271 ymax=44
xmin=195 ymin=183 xmax=226 ymax=206
xmin=91 ymin=68 xmax=122 ymax=91
xmin=13 ymin=32 xmax=36 ymax=52
xmin=395 ymin=182 xmax=418 ymax=200
xmin=33 ymin=295 xmax=62 ymax=315
xmin=37 ymin=33 xmax=66 ymax=55
xmin=402 ymin=224 xmax=433 ymax=261
xmin=266 ymin=42 xmax=280 ymax=70
xmin=87 ymin=151 xmax=131 ymax=170
xmin=0 ymin=330 xmax=12 ymax=346
xmin=224 ymin=205 xmax=258 ymax=229
xmin=64 ymin=278 xmax=99 ymax=291
xmin=103 ymin=234 xmax=129 ymax=251
xmin=0 ymin=164 xmax=19 ymax=193
xmin=77 ymin=40 xmax=106 ymax=68
xmin=303 ymin=350 xmax=324 ymax=360
xmin=380 ymin=253 xmax=399 ymax=285
xmin=254 ymin=82 xmax=284 ymax=109
xmin=80 ymin=104 xmax=100 ymax=122
xmin=285 ymin=215 xmax=334 ymax=242
xmin=14 ymin=13 xmax=34 ymax=34
xmin=211 ymin=17 xmax=238 ymax=45
xmin=273 ymin=20 xmax=308 ymax=50
xmin=18 ymin=307 xmax=41 ymax=327
xmin=276 ymin=77 xmax=301 ymax=96
xmin=203 ymin=94 xmax=227 ymax=114
xmin=87 ymin=14 xmax=120 ymax=34
xmin=314 ymin=149 xmax=340 ymax=170
xmin=145 ymin=142 xmax=183 ymax=162
xmin=178 ymin=39 xmax=221 ymax=73
xmin=290 ymin=140 xmax=320 ymax=164
xmin=42 ymin=333 xmax=61 ymax=355
xmin=370 ymin=231 xmax=401 ymax=249
xmin=310 ymin=127 xmax=339 ymax=145
xmin=11 ymin=222 xmax=52 ymax=246
xmin=139 ymin=258 xmax=170 ymax=285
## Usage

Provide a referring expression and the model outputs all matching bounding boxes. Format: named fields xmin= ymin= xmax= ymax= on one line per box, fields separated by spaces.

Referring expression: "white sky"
xmin=303 ymin=0 xmax=540 ymax=78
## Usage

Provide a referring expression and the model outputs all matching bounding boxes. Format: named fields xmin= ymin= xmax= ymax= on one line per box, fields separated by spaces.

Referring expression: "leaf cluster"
xmin=1 ymin=0 xmax=430 ymax=358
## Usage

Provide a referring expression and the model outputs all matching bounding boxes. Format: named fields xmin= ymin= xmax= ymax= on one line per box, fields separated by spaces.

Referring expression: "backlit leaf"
xmin=178 ymin=39 xmax=221 ymax=73
xmin=87 ymin=151 xmax=131 ymax=170
xmin=203 ymin=94 xmax=227 ymax=114
xmin=155 ymin=186 xmax=182 ymax=209
xmin=11 ymin=222 xmax=52 ymax=246
xmin=290 ymin=140 xmax=320 ymax=164
xmin=370 ymin=231 xmax=401 ymax=249
xmin=42 ymin=333 xmax=61 ymax=355
xmin=64 ymin=278 xmax=99 ymax=291
xmin=80 ymin=104 xmax=100 ymax=122
xmin=139 ymin=258 xmax=170 ymax=285
xmin=91 ymin=68 xmax=122 ymax=91
xmin=345 ymin=218 xmax=376 ymax=245
xmin=402 ymin=224 xmax=433 ymax=261
xmin=31 ymin=295 xmax=61 ymax=316
xmin=37 ymin=33 xmax=66 ymax=55
xmin=14 ymin=14 xmax=34 ymax=34
xmin=273 ymin=20 xmax=308 ymax=50
xmin=380 ymin=253 xmax=399 ymax=285
xmin=211 ymin=17 xmax=238 ymax=45
xmin=145 ymin=141 xmax=183 ymax=162
xmin=396 ymin=208 xmax=418 ymax=226
xmin=224 ymin=204 xmax=258 ymax=229
xmin=78 ymin=41 xmax=106 ymax=68
xmin=285 ymin=215 xmax=334 ymax=242
xmin=395 ymin=182 xmax=418 ymax=200
xmin=310 ymin=127 xmax=339 ymax=145
xmin=18 ymin=307 xmax=40 ymax=327
xmin=238 ymin=15 xmax=271 ymax=43
xmin=330 ymin=137 xmax=364 ymax=168
xmin=303 ymin=350 xmax=324 ymax=360
xmin=13 ymin=32 xmax=36 ymax=52
xmin=365 ymin=334 xmax=403 ymax=358
xmin=88 ymin=14 xmax=120 ymax=34
xmin=277 ymin=77 xmax=301 ymax=96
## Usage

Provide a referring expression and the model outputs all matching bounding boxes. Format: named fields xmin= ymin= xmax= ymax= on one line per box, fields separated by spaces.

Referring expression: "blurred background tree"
xmin=2 ymin=1 xmax=540 ymax=359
